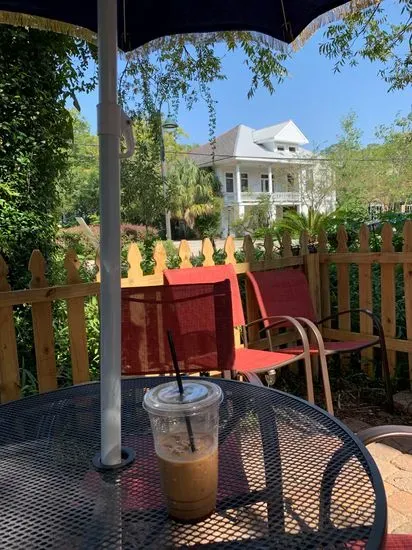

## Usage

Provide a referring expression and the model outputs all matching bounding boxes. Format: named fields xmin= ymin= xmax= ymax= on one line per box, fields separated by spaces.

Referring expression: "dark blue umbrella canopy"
xmin=0 ymin=1 xmax=371 ymax=50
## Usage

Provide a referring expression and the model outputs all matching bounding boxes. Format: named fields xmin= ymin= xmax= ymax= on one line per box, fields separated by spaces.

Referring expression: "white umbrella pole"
xmin=97 ymin=0 xmax=122 ymax=467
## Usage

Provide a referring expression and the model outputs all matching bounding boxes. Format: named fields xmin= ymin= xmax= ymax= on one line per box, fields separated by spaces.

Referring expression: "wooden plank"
xmin=303 ymin=244 xmax=320 ymax=380
xmin=224 ymin=236 xmax=236 ymax=265
xmin=0 ymin=255 xmax=20 ymax=402
xmin=403 ymin=221 xmax=412 ymax=389
xmin=153 ymin=241 xmax=167 ymax=275
xmin=380 ymin=223 xmax=397 ymax=376
xmin=319 ymin=252 xmax=411 ymax=264
xmin=318 ymin=229 xmax=331 ymax=327
xmin=179 ymin=240 xmax=192 ymax=269
xmin=0 ymin=282 xmax=100 ymax=307
xmin=201 ymin=238 xmax=215 ymax=266
xmin=358 ymin=224 xmax=374 ymax=375
xmin=29 ymin=250 xmax=57 ymax=393
xmin=304 ymin=252 xmax=321 ymax=319
xmin=336 ymin=226 xmax=351 ymax=331
xmin=282 ymin=232 xmax=292 ymax=258
xmin=126 ymin=243 xmax=143 ymax=285
xmin=322 ymin=328 xmax=412 ymax=354
xmin=243 ymin=236 xmax=260 ymax=343
xmin=64 ymin=250 xmax=89 ymax=385
xmin=336 ymin=226 xmax=350 ymax=370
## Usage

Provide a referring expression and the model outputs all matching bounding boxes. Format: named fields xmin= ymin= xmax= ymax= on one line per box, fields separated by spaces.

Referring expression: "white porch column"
xmin=268 ymin=165 xmax=273 ymax=194
xmin=235 ymin=163 xmax=243 ymax=217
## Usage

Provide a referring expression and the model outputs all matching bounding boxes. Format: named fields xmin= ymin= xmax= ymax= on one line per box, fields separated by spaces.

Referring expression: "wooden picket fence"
xmin=1 ymin=221 xmax=412 ymax=403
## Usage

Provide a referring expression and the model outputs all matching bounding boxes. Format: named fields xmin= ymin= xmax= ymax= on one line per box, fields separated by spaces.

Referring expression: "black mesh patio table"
xmin=0 ymin=377 xmax=386 ymax=549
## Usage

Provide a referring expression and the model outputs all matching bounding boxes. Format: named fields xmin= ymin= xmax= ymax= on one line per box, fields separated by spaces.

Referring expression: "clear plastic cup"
xmin=143 ymin=380 xmax=223 ymax=522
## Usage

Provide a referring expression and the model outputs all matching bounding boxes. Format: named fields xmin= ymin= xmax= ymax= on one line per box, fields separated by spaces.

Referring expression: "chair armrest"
xmin=246 ymin=315 xmax=311 ymax=358
xmin=357 ymin=425 xmax=412 ymax=445
xmin=318 ymin=308 xmax=378 ymax=327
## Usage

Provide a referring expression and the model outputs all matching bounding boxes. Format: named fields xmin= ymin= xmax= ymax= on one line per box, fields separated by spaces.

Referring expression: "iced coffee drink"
xmin=143 ymin=380 xmax=222 ymax=522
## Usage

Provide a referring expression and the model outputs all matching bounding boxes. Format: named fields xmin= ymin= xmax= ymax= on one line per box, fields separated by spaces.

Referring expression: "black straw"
xmin=167 ymin=331 xmax=196 ymax=453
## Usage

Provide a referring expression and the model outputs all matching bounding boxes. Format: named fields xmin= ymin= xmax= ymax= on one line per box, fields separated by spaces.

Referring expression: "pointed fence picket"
xmin=2 ymin=225 xmax=412 ymax=402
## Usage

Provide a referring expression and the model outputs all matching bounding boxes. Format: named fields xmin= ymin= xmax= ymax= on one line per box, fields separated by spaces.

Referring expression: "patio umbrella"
xmin=0 ymin=0 xmax=374 ymax=468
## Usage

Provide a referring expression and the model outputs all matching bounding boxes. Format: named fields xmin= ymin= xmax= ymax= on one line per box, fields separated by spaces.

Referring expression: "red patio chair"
xmin=163 ymin=265 xmax=320 ymax=407
xmin=246 ymin=268 xmax=393 ymax=412
xmin=121 ymin=281 xmax=235 ymax=377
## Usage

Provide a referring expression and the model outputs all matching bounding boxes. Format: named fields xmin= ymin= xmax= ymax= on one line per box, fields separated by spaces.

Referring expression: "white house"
xmin=189 ymin=120 xmax=335 ymax=235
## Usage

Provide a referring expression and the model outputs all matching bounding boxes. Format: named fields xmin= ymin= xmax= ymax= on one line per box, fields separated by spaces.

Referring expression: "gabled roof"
xmin=253 ymin=120 xmax=309 ymax=145
xmin=189 ymin=121 xmax=311 ymax=166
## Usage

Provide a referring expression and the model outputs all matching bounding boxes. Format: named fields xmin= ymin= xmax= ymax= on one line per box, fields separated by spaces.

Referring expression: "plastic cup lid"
xmin=143 ymin=380 xmax=222 ymax=416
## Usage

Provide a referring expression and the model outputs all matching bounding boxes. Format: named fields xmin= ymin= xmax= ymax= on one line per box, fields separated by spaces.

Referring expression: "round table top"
xmin=0 ymin=377 xmax=386 ymax=549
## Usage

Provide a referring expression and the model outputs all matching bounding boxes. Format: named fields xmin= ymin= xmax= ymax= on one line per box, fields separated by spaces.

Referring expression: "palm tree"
xmin=275 ymin=208 xmax=337 ymax=243
xmin=167 ymin=159 xmax=217 ymax=232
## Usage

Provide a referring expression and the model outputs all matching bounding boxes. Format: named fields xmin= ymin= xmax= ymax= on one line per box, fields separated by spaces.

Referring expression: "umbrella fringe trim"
xmin=0 ymin=10 xmax=96 ymax=44
xmin=292 ymin=0 xmax=380 ymax=50
xmin=1 ymin=0 xmax=378 ymax=54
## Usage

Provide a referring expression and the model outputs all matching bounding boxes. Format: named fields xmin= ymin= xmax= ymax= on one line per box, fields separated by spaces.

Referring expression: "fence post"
xmin=318 ymin=229 xmax=331 ymax=327
xmin=29 ymin=250 xmax=57 ymax=393
xmin=153 ymin=241 xmax=167 ymax=275
xmin=303 ymin=232 xmax=320 ymax=380
xmin=224 ymin=236 xmax=236 ymax=266
xmin=403 ymin=221 xmax=412 ymax=389
xmin=0 ymin=255 xmax=20 ymax=402
xmin=381 ymin=223 xmax=396 ymax=377
xmin=244 ymin=235 xmax=260 ymax=345
xmin=336 ymin=226 xmax=350 ymax=371
xmin=64 ymin=250 xmax=90 ymax=385
xmin=126 ymin=243 xmax=143 ymax=286
xmin=358 ymin=224 xmax=374 ymax=377
xmin=201 ymin=238 xmax=215 ymax=267
xmin=179 ymin=240 xmax=192 ymax=269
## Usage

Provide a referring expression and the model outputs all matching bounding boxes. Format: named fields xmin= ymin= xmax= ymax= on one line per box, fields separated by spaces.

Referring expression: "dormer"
xmin=252 ymin=120 xmax=309 ymax=152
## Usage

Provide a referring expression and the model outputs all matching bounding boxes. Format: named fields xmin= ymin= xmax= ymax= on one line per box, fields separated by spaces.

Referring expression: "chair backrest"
xmin=121 ymin=280 xmax=235 ymax=376
xmin=164 ymin=264 xmax=245 ymax=327
xmin=246 ymin=268 xmax=317 ymax=326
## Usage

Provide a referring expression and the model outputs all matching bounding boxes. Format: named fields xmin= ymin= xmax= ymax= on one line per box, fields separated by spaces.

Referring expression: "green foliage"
xmin=231 ymin=194 xmax=273 ymax=237
xmin=275 ymin=208 xmax=337 ymax=243
xmin=319 ymin=1 xmax=412 ymax=91
xmin=168 ymin=159 xmax=218 ymax=230
xmin=325 ymin=111 xmax=412 ymax=210
xmin=59 ymin=110 xmax=99 ymax=225
xmin=0 ymin=26 xmax=94 ymax=289
xmin=120 ymin=34 xmax=288 ymax=141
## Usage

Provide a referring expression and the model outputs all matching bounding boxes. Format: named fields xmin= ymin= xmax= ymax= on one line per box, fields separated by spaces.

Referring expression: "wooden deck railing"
xmin=1 ymin=220 xmax=412 ymax=402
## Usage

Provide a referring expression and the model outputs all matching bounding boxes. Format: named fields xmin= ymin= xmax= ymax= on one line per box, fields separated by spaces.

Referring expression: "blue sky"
xmin=74 ymin=0 xmax=410 ymax=149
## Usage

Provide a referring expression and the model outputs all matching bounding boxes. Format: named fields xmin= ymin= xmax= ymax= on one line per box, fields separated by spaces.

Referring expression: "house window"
xmin=225 ymin=172 xmax=234 ymax=193
xmin=277 ymin=146 xmax=285 ymax=151
xmin=261 ymin=174 xmax=269 ymax=192
xmin=289 ymin=146 xmax=296 ymax=152
xmin=287 ymin=173 xmax=295 ymax=191
xmin=241 ymin=173 xmax=249 ymax=192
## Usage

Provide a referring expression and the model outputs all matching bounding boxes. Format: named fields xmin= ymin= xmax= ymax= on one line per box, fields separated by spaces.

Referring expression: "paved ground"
xmin=343 ymin=417 xmax=412 ymax=534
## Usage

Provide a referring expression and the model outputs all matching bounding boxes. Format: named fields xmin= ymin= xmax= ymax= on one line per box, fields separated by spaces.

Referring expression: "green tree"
xmin=274 ymin=208 xmax=336 ymax=244
xmin=325 ymin=111 xmax=412 ymax=211
xmin=0 ymin=26 xmax=93 ymax=288
xmin=167 ymin=159 xmax=218 ymax=233
xmin=120 ymin=35 xmax=288 ymax=140
xmin=120 ymin=117 xmax=189 ymax=230
xmin=319 ymin=0 xmax=412 ymax=91
xmin=60 ymin=109 xmax=99 ymax=225
xmin=231 ymin=194 xmax=274 ymax=237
